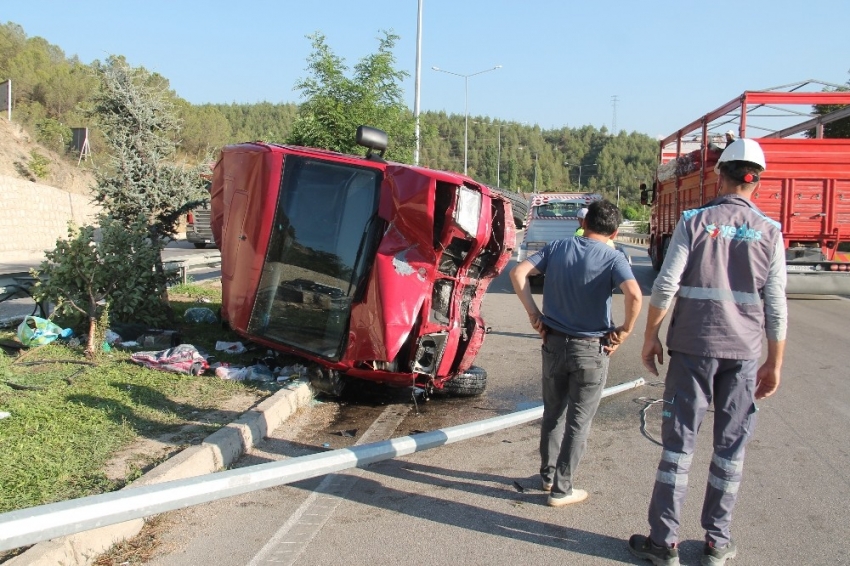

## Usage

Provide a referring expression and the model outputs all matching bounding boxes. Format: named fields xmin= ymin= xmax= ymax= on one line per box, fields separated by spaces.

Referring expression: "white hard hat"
xmin=714 ymin=138 xmax=766 ymax=173
xmin=577 ymin=208 xmax=588 ymax=219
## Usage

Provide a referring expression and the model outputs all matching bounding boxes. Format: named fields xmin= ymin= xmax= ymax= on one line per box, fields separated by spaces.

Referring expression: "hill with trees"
xmin=0 ymin=20 xmax=698 ymax=217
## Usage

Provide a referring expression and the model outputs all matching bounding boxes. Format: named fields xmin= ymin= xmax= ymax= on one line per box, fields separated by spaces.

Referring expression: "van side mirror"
xmin=639 ymin=183 xmax=649 ymax=206
xmin=356 ymin=126 xmax=388 ymax=161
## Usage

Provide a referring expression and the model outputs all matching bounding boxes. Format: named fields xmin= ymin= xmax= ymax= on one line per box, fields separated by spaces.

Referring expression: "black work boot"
xmin=701 ymin=539 xmax=737 ymax=565
xmin=628 ymin=534 xmax=680 ymax=566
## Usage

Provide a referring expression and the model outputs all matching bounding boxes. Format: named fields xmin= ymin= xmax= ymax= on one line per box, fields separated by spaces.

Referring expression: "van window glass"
xmin=535 ymin=202 xmax=581 ymax=218
xmin=248 ymin=156 xmax=381 ymax=360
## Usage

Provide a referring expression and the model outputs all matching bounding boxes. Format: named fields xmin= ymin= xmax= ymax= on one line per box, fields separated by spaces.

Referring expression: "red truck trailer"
xmin=642 ymin=82 xmax=850 ymax=294
xmin=210 ymin=127 xmax=515 ymax=396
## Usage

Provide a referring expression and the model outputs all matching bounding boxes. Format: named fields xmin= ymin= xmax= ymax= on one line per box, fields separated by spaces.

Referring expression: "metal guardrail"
xmin=164 ymin=252 xmax=221 ymax=285
xmin=0 ymin=378 xmax=645 ymax=552
xmin=616 ymin=231 xmax=649 ymax=244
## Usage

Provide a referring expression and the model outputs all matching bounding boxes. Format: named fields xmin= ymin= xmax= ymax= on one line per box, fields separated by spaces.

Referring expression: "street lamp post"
xmin=565 ymin=162 xmax=598 ymax=189
xmin=432 ymin=65 xmax=502 ymax=175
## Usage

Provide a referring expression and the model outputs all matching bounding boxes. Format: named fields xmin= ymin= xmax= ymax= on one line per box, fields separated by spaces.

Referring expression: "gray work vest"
xmin=667 ymin=195 xmax=782 ymax=360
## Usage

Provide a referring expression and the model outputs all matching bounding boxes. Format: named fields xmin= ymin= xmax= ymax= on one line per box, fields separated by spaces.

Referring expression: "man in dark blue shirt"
xmin=511 ymin=200 xmax=642 ymax=506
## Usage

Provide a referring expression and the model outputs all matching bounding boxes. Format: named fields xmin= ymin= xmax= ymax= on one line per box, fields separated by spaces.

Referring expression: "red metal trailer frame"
xmin=647 ymin=85 xmax=850 ymax=293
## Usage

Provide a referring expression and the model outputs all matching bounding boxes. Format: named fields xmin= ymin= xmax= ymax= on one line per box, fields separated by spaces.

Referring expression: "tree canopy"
xmin=286 ymin=31 xmax=415 ymax=162
xmin=810 ymin=74 xmax=850 ymax=139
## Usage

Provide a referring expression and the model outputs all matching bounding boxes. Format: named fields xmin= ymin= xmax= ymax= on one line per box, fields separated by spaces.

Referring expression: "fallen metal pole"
xmin=0 ymin=377 xmax=645 ymax=552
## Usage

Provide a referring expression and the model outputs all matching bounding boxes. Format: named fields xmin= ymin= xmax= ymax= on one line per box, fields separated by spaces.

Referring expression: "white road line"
xmin=248 ymin=404 xmax=411 ymax=566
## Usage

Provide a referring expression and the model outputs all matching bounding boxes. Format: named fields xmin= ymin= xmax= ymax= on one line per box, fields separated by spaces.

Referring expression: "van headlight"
xmin=455 ymin=187 xmax=482 ymax=236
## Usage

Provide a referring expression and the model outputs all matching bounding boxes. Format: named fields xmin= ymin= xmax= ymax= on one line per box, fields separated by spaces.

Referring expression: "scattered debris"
xmin=104 ymin=330 xmax=122 ymax=345
xmin=130 ymin=344 xmax=209 ymax=376
xmin=16 ymin=316 xmax=72 ymax=347
xmin=183 ymin=307 xmax=217 ymax=324
xmin=0 ymin=339 xmax=23 ymax=354
xmin=334 ymin=429 xmax=357 ymax=437
xmin=214 ymin=364 xmax=275 ymax=382
xmin=0 ymin=411 xmax=10 ymax=420
xmin=215 ymin=341 xmax=246 ymax=355
xmin=512 ymin=481 xmax=525 ymax=493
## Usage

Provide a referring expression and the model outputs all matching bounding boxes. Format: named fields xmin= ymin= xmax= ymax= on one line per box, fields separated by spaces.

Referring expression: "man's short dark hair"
xmin=585 ymin=200 xmax=621 ymax=236
xmin=719 ymin=160 xmax=762 ymax=186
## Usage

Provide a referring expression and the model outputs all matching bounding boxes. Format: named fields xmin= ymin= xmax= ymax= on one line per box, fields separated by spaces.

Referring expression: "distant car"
xmin=210 ymin=126 xmax=515 ymax=397
xmin=185 ymin=202 xmax=215 ymax=249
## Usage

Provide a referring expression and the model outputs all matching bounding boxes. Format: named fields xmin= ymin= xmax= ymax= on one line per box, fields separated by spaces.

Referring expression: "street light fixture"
xmin=565 ymin=162 xmax=598 ymax=189
xmin=432 ymin=65 xmax=502 ymax=175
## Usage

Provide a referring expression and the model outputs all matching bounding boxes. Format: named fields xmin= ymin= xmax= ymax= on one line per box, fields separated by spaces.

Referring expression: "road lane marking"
xmin=248 ymin=404 xmax=411 ymax=565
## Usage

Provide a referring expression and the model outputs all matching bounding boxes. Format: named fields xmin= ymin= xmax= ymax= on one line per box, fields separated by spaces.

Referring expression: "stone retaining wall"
xmin=0 ymin=174 xmax=101 ymax=257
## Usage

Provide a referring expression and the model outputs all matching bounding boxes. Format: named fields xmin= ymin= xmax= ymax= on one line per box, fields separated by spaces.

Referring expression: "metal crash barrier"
xmin=164 ymin=251 xmax=221 ymax=285
xmin=0 ymin=378 xmax=645 ymax=552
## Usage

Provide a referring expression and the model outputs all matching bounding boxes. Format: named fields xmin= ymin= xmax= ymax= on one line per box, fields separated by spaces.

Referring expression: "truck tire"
xmin=488 ymin=186 xmax=528 ymax=229
xmin=650 ymin=236 xmax=663 ymax=271
xmin=442 ymin=366 xmax=487 ymax=397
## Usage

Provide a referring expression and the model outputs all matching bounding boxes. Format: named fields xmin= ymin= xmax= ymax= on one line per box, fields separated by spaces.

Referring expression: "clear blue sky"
xmin=4 ymin=0 xmax=849 ymax=138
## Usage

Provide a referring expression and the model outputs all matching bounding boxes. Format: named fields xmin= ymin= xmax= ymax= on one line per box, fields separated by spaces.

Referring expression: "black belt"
xmin=546 ymin=328 xmax=601 ymax=341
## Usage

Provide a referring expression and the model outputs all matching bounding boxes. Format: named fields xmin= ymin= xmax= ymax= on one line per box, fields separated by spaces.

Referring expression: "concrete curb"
xmin=7 ymin=382 xmax=314 ymax=566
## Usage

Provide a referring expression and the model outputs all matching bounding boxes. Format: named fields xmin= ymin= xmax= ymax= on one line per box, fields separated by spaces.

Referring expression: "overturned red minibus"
xmin=210 ymin=127 xmax=515 ymax=396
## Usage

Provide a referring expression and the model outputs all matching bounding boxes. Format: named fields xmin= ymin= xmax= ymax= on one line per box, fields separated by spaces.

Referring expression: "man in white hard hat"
xmin=628 ymin=138 xmax=787 ymax=566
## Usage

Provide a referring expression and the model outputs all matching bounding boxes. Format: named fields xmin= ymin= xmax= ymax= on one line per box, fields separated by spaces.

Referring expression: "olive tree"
xmin=287 ymin=31 xmax=415 ymax=162
xmin=32 ymin=217 xmax=163 ymax=359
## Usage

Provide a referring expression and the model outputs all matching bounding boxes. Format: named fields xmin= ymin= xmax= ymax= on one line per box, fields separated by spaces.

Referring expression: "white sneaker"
xmin=547 ymin=489 xmax=588 ymax=507
xmin=542 ymin=479 xmax=553 ymax=491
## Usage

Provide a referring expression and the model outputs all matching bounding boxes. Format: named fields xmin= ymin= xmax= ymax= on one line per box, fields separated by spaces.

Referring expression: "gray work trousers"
xmin=539 ymin=333 xmax=609 ymax=497
xmin=648 ymin=352 xmax=758 ymax=547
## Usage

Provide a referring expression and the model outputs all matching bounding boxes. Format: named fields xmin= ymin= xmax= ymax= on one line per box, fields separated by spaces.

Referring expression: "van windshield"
xmin=248 ymin=156 xmax=382 ymax=360
xmin=534 ymin=201 xmax=582 ymax=218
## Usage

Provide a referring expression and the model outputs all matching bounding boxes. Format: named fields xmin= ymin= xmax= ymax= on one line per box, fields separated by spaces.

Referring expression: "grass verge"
xmin=0 ymin=280 xmax=280 ymax=516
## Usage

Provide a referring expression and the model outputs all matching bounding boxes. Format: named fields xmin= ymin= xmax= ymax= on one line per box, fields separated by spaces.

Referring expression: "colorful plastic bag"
xmin=16 ymin=316 xmax=73 ymax=347
xmin=184 ymin=307 xmax=218 ymax=324
xmin=130 ymin=344 xmax=209 ymax=375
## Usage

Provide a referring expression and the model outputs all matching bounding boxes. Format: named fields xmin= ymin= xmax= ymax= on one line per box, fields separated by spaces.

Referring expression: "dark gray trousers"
xmin=539 ymin=335 xmax=609 ymax=497
xmin=648 ymin=352 xmax=758 ymax=546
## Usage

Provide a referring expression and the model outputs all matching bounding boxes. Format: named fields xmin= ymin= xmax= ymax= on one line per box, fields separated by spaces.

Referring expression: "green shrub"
xmin=35 ymin=118 xmax=73 ymax=153
xmin=28 ymin=150 xmax=50 ymax=178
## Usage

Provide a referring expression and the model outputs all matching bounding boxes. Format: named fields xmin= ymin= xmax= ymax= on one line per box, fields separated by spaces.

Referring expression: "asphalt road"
xmin=142 ymin=244 xmax=850 ymax=566
xmin=0 ymin=239 xmax=219 ymax=324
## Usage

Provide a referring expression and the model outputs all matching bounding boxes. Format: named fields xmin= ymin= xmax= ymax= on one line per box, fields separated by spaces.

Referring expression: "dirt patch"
xmin=102 ymin=391 xmax=264 ymax=483
xmin=0 ymin=118 xmax=96 ymax=196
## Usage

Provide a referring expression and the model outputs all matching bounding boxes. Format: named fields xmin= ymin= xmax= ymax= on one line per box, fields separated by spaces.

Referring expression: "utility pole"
xmin=611 ymin=95 xmax=619 ymax=135
xmin=496 ymin=124 xmax=501 ymax=188
xmin=413 ymin=0 xmax=423 ymax=165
